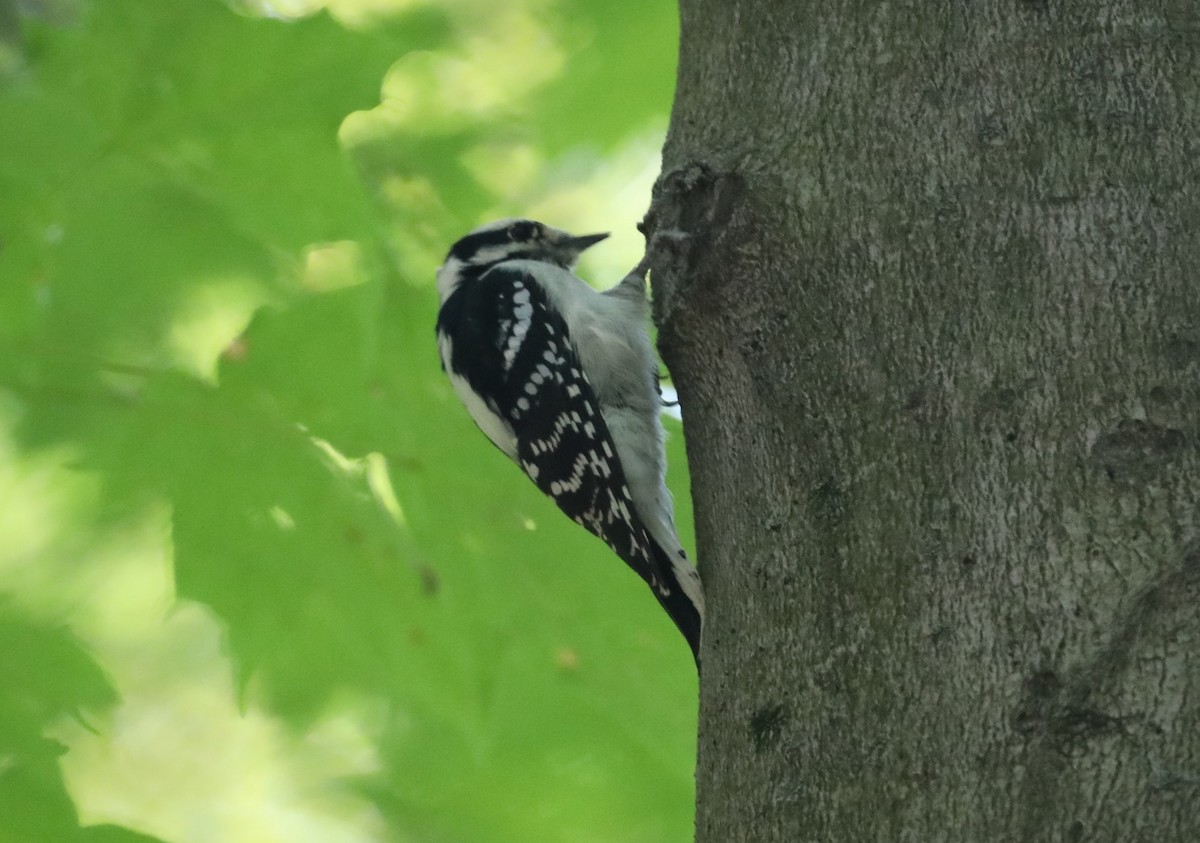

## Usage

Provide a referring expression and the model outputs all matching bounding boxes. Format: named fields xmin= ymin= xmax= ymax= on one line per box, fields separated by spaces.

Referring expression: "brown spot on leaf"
xmin=222 ymin=335 xmax=249 ymax=362
xmin=418 ymin=564 xmax=440 ymax=596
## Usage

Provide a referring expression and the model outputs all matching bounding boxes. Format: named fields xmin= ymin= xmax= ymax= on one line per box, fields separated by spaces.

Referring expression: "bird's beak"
xmin=563 ymin=232 xmax=610 ymax=253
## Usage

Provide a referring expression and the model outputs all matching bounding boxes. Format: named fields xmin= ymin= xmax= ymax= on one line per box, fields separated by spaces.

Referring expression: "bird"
xmin=435 ymin=218 xmax=704 ymax=663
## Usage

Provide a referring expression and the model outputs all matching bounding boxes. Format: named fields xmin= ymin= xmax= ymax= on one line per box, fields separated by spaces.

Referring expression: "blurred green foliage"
xmin=0 ymin=0 xmax=696 ymax=841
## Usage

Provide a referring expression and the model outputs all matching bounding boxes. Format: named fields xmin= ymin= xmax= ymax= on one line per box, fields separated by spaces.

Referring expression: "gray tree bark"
xmin=641 ymin=2 xmax=1200 ymax=841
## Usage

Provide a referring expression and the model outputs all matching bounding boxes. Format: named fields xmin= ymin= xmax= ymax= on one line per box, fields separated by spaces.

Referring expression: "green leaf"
xmin=0 ymin=0 xmax=694 ymax=840
xmin=0 ymin=606 xmax=161 ymax=843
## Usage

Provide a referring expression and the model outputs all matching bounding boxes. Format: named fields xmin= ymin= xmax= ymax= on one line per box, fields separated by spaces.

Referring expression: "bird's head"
xmin=437 ymin=218 xmax=608 ymax=300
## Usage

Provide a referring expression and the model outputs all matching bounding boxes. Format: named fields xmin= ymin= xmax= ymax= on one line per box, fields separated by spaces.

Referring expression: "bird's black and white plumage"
xmin=435 ymin=218 xmax=704 ymax=663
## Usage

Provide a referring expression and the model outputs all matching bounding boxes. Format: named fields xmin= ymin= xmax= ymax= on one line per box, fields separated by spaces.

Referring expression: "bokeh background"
xmin=0 ymin=1 xmax=698 ymax=840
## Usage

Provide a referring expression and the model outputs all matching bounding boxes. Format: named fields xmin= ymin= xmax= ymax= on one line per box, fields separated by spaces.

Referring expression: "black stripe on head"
xmin=448 ymin=228 xmax=515 ymax=263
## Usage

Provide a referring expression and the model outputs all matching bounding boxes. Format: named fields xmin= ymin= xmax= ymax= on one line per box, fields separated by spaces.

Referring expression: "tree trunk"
xmin=643 ymin=2 xmax=1200 ymax=840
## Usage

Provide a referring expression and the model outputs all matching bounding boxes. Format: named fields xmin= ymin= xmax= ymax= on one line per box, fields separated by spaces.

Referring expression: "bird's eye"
xmin=509 ymin=221 xmax=539 ymax=242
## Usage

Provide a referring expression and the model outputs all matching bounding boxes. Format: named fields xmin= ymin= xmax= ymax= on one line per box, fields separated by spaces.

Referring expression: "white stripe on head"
xmin=437 ymin=255 xmax=466 ymax=302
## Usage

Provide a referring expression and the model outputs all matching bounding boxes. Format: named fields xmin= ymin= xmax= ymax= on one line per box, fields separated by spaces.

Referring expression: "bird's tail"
xmin=648 ymin=541 xmax=703 ymax=667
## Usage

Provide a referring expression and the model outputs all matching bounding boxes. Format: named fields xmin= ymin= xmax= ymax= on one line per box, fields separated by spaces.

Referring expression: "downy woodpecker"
xmin=435 ymin=218 xmax=703 ymax=663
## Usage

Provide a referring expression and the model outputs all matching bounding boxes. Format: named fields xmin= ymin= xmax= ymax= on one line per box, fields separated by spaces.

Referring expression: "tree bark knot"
xmin=1089 ymin=418 xmax=1187 ymax=485
xmin=1014 ymin=669 xmax=1131 ymax=755
xmin=1016 ymin=543 xmax=1200 ymax=755
xmin=643 ymin=161 xmax=743 ymax=248
xmin=748 ymin=703 xmax=788 ymax=753
xmin=640 ymin=162 xmax=744 ymax=340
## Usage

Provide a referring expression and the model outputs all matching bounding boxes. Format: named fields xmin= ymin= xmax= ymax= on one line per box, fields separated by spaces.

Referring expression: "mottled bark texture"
xmin=642 ymin=2 xmax=1200 ymax=841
